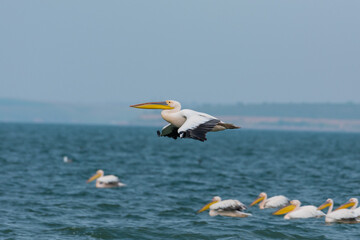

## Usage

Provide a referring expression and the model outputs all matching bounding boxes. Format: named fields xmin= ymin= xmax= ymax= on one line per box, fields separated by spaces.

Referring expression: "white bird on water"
xmin=318 ymin=198 xmax=358 ymax=223
xmin=87 ymin=170 xmax=126 ymax=188
xmin=273 ymin=200 xmax=325 ymax=219
xmin=197 ymin=196 xmax=251 ymax=217
xmin=335 ymin=198 xmax=360 ymax=221
xmin=250 ymin=192 xmax=290 ymax=209
xmin=130 ymin=100 xmax=240 ymax=142
xmin=334 ymin=198 xmax=360 ymax=219
xmin=63 ymin=156 xmax=73 ymax=163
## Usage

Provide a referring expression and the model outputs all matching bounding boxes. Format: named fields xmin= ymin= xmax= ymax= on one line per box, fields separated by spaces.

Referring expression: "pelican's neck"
xmin=294 ymin=203 xmax=300 ymax=211
xmin=327 ymin=202 xmax=333 ymax=215
xmin=161 ymin=108 xmax=179 ymax=115
xmin=351 ymin=201 xmax=358 ymax=210
xmin=259 ymin=194 xmax=267 ymax=209
xmin=161 ymin=105 xmax=181 ymax=123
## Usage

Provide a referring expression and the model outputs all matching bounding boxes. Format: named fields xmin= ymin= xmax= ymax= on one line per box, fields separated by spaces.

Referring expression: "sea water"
xmin=1 ymin=123 xmax=360 ymax=239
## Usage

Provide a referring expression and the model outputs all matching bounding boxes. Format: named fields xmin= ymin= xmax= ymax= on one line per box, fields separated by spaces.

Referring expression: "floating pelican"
xmin=87 ymin=169 xmax=126 ymax=188
xmin=335 ymin=198 xmax=360 ymax=218
xmin=130 ymin=100 xmax=240 ymax=142
xmin=197 ymin=196 xmax=251 ymax=217
xmin=273 ymin=200 xmax=325 ymax=219
xmin=250 ymin=192 xmax=290 ymax=209
xmin=318 ymin=198 xmax=358 ymax=223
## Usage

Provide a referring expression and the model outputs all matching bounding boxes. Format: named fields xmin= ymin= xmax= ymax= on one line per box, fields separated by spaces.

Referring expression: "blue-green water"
xmin=1 ymin=123 xmax=360 ymax=239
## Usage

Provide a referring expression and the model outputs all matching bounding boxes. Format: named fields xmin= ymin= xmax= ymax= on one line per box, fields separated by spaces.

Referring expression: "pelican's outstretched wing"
xmin=157 ymin=124 xmax=179 ymax=139
xmin=211 ymin=200 xmax=247 ymax=212
xmin=178 ymin=110 xmax=220 ymax=142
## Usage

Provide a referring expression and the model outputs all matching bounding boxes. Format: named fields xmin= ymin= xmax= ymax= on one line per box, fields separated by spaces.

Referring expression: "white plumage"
xmin=285 ymin=205 xmax=325 ymax=219
xmin=250 ymin=192 xmax=289 ymax=209
xmin=179 ymin=111 xmax=218 ymax=133
xmin=97 ymin=175 xmax=121 ymax=184
xmin=210 ymin=199 xmax=244 ymax=210
xmin=265 ymin=195 xmax=290 ymax=208
xmin=198 ymin=196 xmax=251 ymax=218
xmin=353 ymin=208 xmax=360 ymax=217
xmin=273 ymin=200 xmax=325 ymax=219
xmin=326 ymin=209 xmax=357 ymax=223
xmin=87 ymin=170 xmax=126 ymax=188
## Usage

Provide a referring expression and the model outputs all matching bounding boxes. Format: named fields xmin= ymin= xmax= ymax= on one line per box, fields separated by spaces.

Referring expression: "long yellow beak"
xmin=317 ymin=202 xmax=331 ymax=211
xmin=250 ymin=196 xmax=264 ymax=207
xmin=273 ymin=204 xmax=296 ymax=215
xmin=130 ymin=101 xmax=174 ymax=110
xmin=197 ymin=200 xmax=219 ymax=213
xmin=335 ymin=201 xmax=355 ymax=211
xmin=87 ymin=173 xmax=102 ymax=183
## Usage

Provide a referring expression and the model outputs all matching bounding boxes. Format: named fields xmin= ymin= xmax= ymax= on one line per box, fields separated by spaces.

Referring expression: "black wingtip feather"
xmin=179 ymin=119 xmax=220 ymax=142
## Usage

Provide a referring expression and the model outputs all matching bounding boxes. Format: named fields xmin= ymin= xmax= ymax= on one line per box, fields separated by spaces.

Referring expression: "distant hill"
xmin=1 ymin=99 xmax=360 ymax=132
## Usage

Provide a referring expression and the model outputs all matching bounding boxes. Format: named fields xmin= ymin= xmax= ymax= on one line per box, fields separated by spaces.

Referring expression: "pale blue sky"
xmin=1 ymin=1 xmax=359 ymax=104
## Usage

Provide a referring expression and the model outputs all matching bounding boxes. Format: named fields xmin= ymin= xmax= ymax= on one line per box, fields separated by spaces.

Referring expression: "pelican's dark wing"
xmin=157 ymin=124 xmax=179 ymax=139
xmin=178 ymin=111 xmax=220 ymax=142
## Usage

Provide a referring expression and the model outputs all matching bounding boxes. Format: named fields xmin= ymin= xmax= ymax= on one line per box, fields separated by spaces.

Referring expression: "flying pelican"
xmin=273 ymin=200 xmax=325 ymax=219
xmin=130 ymin=100 xmax=240 ymax=142
xmin=250 ymin=192 xmax=290 ymax=209
xmin=197 ymin=196 xmax=251 ymax=217
xmin=335 ymin=198 xmax=360 ymax=217
xmin=318 ymin=198 xmax=358 ymax=223
xmin=87 ymin=169 xmax=126 ymax=188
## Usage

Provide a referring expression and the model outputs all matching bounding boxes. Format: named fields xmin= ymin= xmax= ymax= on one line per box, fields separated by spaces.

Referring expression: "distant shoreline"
xmin=2 ymin=118 xmax=360 ymax=134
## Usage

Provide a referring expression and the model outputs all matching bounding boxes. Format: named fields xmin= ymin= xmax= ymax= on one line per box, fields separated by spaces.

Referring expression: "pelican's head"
xmin=197 ymin=196 xmax=221 ymax=213
xmin=87 ymin=169 xmax=104 ymax=183
xmin=317 ymin=198 xmax=333 ymax=210
xmin=212 ymin=196 xmax=222 ymax=202
xmin=250 ymin=192 xmax=267 ymax=207
xmin=290 ymin=200 xmax=301 ymax=207
xmin=130 ymin=100 xmax=180 ymax=110
xmin=273 ymin=200 xmax=300 ymax=215
xmin=335 ymin=198 xmax=358 ymax=211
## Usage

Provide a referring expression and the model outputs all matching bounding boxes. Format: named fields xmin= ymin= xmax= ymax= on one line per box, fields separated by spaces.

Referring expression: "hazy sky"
xmin=1 ymin=1 xmax=359 ymax=104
